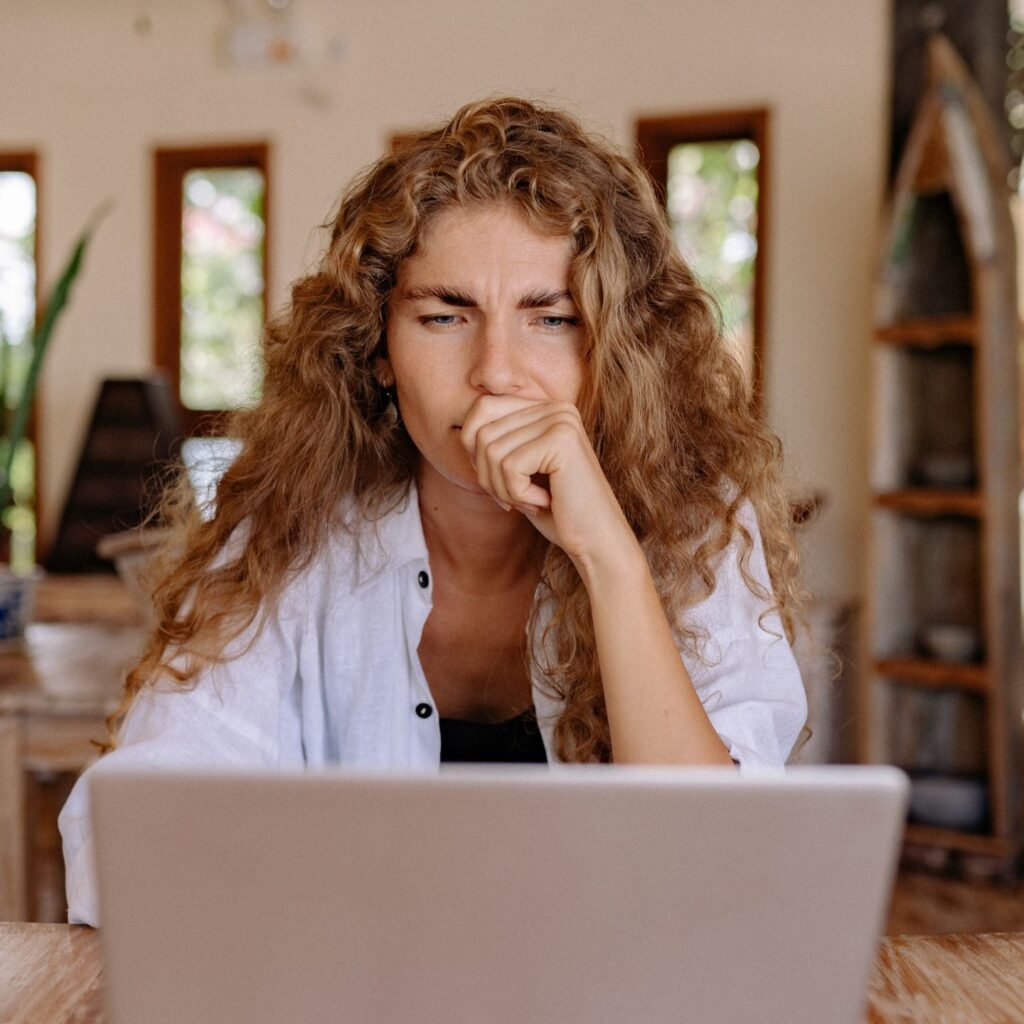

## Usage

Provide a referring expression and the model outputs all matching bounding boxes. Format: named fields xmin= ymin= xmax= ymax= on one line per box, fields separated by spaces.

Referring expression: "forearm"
xmin=576 ymin=541 xmax=734 ymax=766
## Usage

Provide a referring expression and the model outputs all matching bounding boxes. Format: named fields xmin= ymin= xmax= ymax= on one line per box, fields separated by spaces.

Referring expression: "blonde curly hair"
xmin=104 ymin=96 xmax=804 ymax=763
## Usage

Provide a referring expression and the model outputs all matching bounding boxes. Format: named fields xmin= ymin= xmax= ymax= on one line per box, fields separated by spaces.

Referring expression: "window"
xmin=637 ymin=110 xmax=770 ymax=414
xmin=154 ymin=144 xmax=269 ymax=432
xmin=0 ymin=153 xmax=39 ymax=569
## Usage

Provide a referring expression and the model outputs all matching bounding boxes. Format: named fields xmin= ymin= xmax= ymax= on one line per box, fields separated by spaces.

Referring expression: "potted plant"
xmin=0 ymin=204 xmax=108 ymax=642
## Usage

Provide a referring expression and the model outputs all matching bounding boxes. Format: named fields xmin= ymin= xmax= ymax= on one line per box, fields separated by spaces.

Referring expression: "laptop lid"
xmin=90 ymin=764 xmax=908 ymax=1024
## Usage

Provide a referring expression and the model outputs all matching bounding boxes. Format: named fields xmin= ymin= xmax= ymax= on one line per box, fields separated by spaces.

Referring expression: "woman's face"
xmin=382 ymin=203 xmax=587 ymax=498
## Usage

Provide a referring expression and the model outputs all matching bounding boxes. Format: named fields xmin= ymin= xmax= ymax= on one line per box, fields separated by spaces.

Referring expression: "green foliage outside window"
xmin=667 ymin=140 xmax=759 ymax=379
xmin=0 ymin=171 xmax=38 ymax=571
xmin=181 ymin=168 xmax=265 ymax=410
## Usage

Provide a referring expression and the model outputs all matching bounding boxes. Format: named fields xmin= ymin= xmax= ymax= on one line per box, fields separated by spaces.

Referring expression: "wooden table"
xmin=0 ymin=924 xmax=104 ymax=1023
xmin=3 ymin=924 xmax=1024 ymax=1023
xmin=0 ymin=577 xmax=147 ymax=921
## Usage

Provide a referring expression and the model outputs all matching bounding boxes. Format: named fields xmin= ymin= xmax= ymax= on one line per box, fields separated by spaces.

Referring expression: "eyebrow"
xmin=399 ymin=285 xmax=575 ymax=310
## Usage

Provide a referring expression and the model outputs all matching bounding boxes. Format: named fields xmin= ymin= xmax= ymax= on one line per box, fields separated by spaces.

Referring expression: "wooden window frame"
xmin=636 ymin=108 xmax=771 ymax=416
xmin=0 ymin=151 xmax=43 ymax=560
xmin=153 ymin=142 xmax=270 ymax=435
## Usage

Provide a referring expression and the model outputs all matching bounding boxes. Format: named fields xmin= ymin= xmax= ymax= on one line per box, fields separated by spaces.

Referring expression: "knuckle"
xmin=550 ymin=420 xmax=577 ymax=443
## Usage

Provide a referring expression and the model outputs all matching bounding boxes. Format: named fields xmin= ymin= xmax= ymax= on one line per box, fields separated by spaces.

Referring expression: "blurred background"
xmin=2 ymin=0 xmax=1024 ymax=934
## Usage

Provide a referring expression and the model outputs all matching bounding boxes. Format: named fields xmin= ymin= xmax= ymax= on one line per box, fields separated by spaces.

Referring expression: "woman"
xmin=60 ymin=97 xmax=807 ymax=926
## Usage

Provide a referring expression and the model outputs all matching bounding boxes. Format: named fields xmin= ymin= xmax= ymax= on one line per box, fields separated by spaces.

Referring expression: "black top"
xmin=439 ymin=706 xmax=548 ymax=764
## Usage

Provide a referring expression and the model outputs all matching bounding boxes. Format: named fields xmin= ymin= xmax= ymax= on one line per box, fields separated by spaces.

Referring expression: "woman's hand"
xmin=461 ymin=393 xmax=733 ymax=767
xmin=459 ymin=394 xmax=640 ymax=572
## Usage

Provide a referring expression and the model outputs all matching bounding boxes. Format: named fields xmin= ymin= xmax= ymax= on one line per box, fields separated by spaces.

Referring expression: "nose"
xmin=467 ymin=323 xmax=524 ymax=395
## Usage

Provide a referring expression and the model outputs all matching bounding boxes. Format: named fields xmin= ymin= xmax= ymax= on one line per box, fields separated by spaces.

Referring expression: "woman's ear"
xmin=374 ymin=355 xmax=395 ymax=388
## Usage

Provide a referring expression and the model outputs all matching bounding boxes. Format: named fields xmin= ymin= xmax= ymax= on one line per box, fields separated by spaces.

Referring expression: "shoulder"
xmin=279 ymin=483 xmax=425 ymax=607
xmin=677 ymin=493 xmax=784 ymax=649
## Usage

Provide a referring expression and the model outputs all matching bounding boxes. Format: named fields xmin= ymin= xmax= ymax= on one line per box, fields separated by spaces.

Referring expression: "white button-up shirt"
xmin=59 ymin=483 xmax=807 ymax=926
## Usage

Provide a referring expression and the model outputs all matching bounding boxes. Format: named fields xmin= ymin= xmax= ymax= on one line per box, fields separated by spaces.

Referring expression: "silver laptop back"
xmin=90 ymin=764 xmax=907 ymax=1024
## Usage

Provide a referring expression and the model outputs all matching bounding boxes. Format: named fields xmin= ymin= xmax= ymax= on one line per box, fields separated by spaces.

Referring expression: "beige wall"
xmin=2 ymin=0 xmax=889 ymax=601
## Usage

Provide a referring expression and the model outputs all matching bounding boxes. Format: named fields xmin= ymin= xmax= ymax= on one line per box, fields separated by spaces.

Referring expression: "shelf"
xmin=872 ymin=344 xmax=976 ymax=493
xmin=874 ymin=315 xmax=978 ymax=346
xmin=874 ymin=658 xmax=988 ymax=693
xmin=904 ymin=822 xmax=1015 ymax=858
xmin=871 ymin=516 xmax=982 ymax=660
xmin=873 ymin=489 xmax=982 ymax=518
xmin=866 ymin=37 xmax=1023 ymax=873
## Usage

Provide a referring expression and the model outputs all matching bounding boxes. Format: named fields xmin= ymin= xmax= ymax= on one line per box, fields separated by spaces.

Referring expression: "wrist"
xmin=572 ymin=528 xmax=649 ymax=591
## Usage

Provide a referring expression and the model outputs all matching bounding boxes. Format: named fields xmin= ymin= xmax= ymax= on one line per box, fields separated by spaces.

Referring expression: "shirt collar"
xmin=350 ymin=478 xmax=429 ymax=582
xmin=378 ymin=478 xmax=429 ymax=567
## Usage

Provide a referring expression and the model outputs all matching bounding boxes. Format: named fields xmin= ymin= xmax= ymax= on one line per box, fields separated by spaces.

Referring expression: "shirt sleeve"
xmin=57 ymin=598 xmax=304 ymax=927
xmin=678 ymin=501 xmax=808 ymax=773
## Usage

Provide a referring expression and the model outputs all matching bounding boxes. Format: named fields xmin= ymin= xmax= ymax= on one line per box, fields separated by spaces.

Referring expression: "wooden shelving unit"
xmin=874 ymin=314 xmax=978 ymax=346
xmin=873 ymin=490 xmax=983 ymax=518
xmin=871 ymin=658 xmax=988 ymax=694
xmin=863 ymin=35 xmax=1024 ymax=873
xmin=904 ymin=823 xmax=1016 ymax=860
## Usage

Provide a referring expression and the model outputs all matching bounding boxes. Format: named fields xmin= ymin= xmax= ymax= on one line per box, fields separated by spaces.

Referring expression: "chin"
xmin=416 ymin=454 xmax=489 ymax=499
xmin=454 ymin=477 xmax=492 ymax=499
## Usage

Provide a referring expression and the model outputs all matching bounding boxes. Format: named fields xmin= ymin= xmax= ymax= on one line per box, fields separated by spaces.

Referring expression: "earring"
xmin=381 ymin=383 xmax=399 ymax=427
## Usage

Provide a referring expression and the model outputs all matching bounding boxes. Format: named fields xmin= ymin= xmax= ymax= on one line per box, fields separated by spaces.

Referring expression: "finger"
xmin=474 ymin=426 xmax=549 ymax=509
xmin=459 ymin=395 xmax=543 ymax=460
xmin=461 ymin=400 xmax=537 ymax=506
xmin=462 ymin=397 xmax=578 ymax=462
xmin=466 ymin=402 xmax=578 ymax=508
xmin=477 ymin=423 xmax=536 ymax=509
xmin=470 ymin=404 xmax=581 ymax=471
xmin=480 ymin=418 xmax=576 ymax=509
xmin=476 ymin=416 xmax=559 ymax=507
xmin=469 ymin=409 xmax=537 ymax=505
xmin=473 ymin=427 xmax=500 ymax=507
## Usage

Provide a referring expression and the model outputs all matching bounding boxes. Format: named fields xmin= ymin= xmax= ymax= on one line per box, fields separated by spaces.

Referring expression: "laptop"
xmin=89 ymin=764 xmax=908 ymax=1024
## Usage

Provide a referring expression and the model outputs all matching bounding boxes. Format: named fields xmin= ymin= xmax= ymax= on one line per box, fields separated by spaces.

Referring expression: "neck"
xmin=416 ymin=463 xmax=546 ymax=592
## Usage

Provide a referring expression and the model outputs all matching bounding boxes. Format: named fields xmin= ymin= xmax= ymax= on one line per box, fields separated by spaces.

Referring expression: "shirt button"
xmin=417 ymin=570 xmax=430 ymax=589
xmin=415 ymin=702 xmax=434 ymax=719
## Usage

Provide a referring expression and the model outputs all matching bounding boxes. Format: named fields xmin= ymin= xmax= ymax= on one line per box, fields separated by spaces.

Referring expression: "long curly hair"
xmin=104 ymin=96 xmax=804 ymax=763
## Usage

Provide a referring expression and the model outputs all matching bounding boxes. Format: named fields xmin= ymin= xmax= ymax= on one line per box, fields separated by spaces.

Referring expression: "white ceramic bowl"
xmin=921 ymin=624 xmax=979 ymax=663
xmin=917 ymin=453 xmax=974 ymax=488
xmin=909 ymin=775 xmax=988 ymax=832
xmin=96 ymin=527 xmax=173 ymax=620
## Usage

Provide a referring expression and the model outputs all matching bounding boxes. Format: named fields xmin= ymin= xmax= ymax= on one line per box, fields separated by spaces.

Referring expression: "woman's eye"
xmin=539 ymin=315 xmax=579 ymax=330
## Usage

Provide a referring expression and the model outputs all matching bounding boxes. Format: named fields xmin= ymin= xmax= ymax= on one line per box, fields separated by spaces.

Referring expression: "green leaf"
xmin=0 ymin=199 xmax=112 ymax=515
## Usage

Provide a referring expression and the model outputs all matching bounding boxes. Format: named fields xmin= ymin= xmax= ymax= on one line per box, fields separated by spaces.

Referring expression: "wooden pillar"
xmin=0 ymin=721 xmax=26 ymax=921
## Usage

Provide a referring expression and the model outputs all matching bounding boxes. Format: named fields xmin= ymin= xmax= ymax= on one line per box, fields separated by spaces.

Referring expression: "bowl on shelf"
xmin=913 ymin=453 xmax=975 ymax=489
xmin=96 ymin=527 xmax=173 ymax=621
xmin=919 ymin=623 xmax=979 ymax=663
xmin=908 ymin=773 xmax=988 ymax=832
